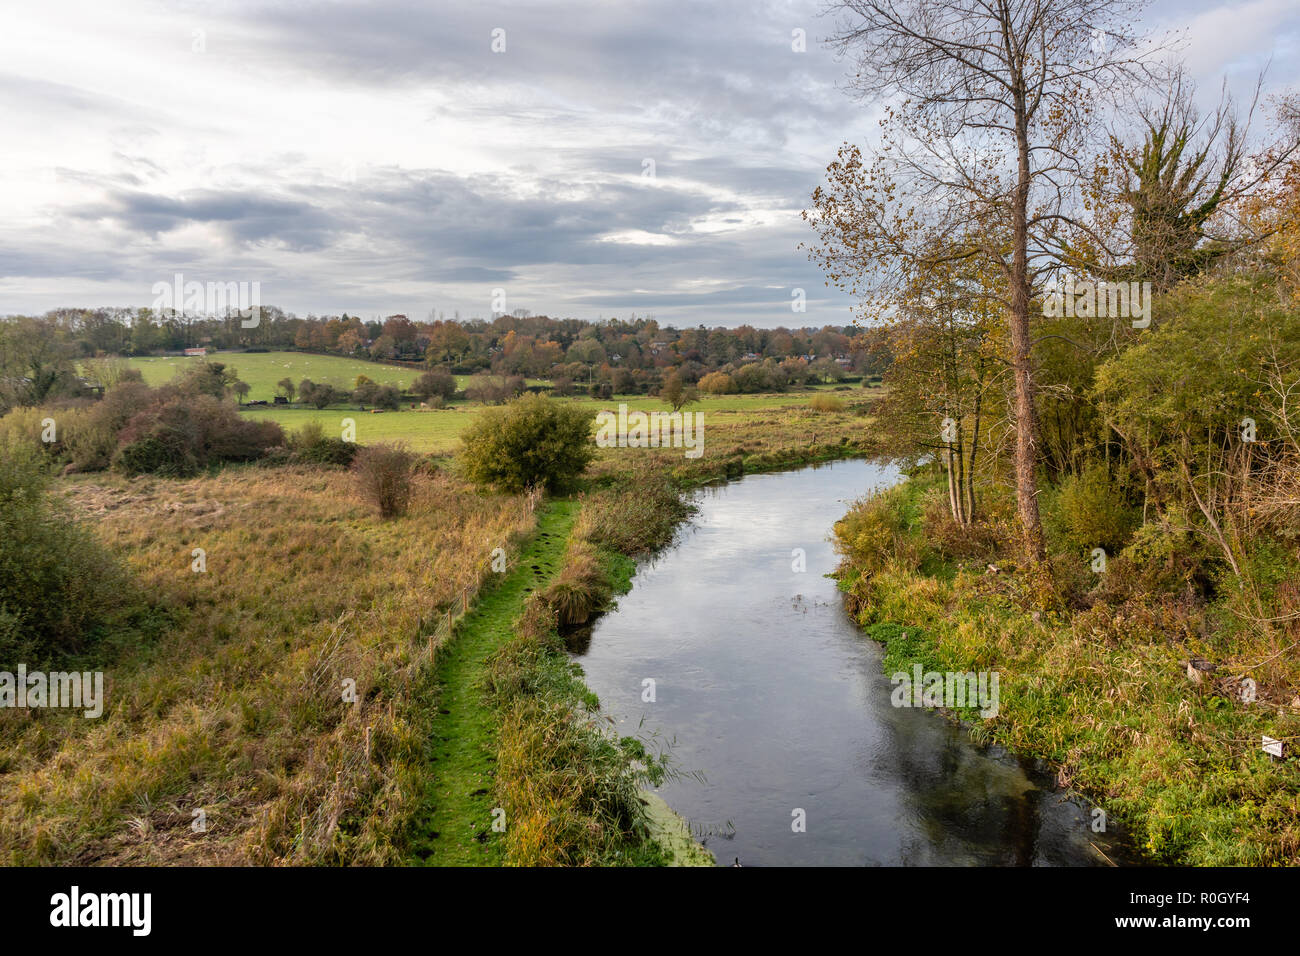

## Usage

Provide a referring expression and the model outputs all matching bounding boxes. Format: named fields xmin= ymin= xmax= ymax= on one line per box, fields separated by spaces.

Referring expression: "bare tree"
xmin=808 ymin=0 xmax=1162 ymax=561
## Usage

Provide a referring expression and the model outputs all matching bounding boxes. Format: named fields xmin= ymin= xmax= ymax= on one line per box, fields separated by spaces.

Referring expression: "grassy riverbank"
xmin=834 ymin=467 xmax=1300 ymax=866
xmin=0 ymin=401 xmax=874 ymax=865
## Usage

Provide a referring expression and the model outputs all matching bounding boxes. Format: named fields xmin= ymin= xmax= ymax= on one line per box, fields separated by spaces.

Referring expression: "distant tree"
xmin=276 ymin=377 xmax=296 ymax=404
xmin=698 ymin=371 xmax=736 ymax=395
xmin=299 ymin=379 xmax=340 ymax=409
xmin=372 ymin=385 xmax=401 ymax=410
xmin=659 ymin=371 xmax=699 ymax=412
xmin=177 ymin=361 xmax=241 ymax=400
xmin=232 ymin=380 xmax=251 ymax=404
xmin=412 ymin=369 xmax=456 ymax=402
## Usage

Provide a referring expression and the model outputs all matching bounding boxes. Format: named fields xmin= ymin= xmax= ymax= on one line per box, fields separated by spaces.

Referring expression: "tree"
xmin=299 ymin=379 xmax=340 ymax=409
xmin=0 ymin=316 xmax=77 ymax=410
xmin=460 ymin=393 xmax=596 ymax=492
xmin=1084 ymin=70 xmax=1299 ymax=292
xmin=276 ymin=377 xmax=296 ymax=404
xmin=412 ymin=369 xmax=456 ymax=402
xmin=871 ymin=244 xmax=1008 ymax=525
xmin=698 ymin=371 xmax=736 ymax=395
xmin=659 ymin=371 xmax=699 ymax=412
xmin=810 ymin=0 xmax=1161 ymax=561
xmin=232 ymin=380 xmax=251 ymax=404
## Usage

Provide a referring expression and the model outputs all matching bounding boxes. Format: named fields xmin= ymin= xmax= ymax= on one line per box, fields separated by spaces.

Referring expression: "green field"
xmin=242 ymin=387 xmax=878 ymax=453
xmin=122 ymin=352 xmax=566 ymax=403
xmin=124 ymin=352 xmax=428 ymax=401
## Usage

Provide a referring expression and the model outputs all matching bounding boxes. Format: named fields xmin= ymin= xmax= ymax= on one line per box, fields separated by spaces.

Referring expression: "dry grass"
xmin=0 ymin=464 xmax=536 ymax=865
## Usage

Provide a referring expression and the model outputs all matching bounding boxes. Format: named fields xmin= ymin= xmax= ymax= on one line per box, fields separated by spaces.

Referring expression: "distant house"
xmin=741 ymin=351 xmax=760 ymax=361
xmin=184 ymin=347 xmax=208 ymax=357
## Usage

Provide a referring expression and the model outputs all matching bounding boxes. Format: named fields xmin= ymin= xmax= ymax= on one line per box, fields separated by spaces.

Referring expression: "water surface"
xmin=572 ymin=459 xmax=1138 ymax=866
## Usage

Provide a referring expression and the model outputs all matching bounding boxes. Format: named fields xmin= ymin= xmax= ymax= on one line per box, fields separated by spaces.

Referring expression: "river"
xmin=570 ymin=458 xmax=1140 ymax=866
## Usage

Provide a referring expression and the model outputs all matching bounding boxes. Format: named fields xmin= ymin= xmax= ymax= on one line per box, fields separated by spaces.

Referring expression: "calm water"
xmin=571 ymin=459 xmax=1139 ymax=866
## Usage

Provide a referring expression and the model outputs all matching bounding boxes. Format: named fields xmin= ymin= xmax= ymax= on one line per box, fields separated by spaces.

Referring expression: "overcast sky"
xmin=0 ymin=0 xmax=1296 ymax=328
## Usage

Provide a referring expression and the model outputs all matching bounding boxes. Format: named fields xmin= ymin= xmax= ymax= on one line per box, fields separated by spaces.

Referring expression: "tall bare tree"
xmin=807 ymin=0 xmax=1161 ymax=561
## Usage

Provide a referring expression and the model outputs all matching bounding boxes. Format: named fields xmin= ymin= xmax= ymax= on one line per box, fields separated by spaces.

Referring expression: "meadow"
xmin=238 ymin=384 xmax=878 ymax=454
xmin=123 ymin=352 xmax=430 ymax=401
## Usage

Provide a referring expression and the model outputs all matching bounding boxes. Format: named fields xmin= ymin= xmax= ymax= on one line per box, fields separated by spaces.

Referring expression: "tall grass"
xmin=0 ymin=465 xmax=536 ymax=864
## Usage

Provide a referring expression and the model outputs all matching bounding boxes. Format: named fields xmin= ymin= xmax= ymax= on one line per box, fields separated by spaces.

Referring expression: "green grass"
xmin=241 ymin=405 xmax=484 ymax=453
xmin=122 ymin=352 xmax=429 ymax=401
xmin=239 ymin=385 xmax=885 ymax=454
xmin=835 ymin=468 xmax=1300 ymax=866
xmin=406 ymin=499 xmax=578 ymax=865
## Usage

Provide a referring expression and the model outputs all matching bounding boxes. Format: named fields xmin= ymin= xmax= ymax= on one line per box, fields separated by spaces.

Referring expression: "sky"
xmin=0 ymin=0 xmax=1296 ymax=329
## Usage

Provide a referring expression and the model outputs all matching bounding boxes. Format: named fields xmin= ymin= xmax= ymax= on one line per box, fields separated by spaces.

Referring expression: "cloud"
xmin=0 ymin=0 xmax=1293 ymax=326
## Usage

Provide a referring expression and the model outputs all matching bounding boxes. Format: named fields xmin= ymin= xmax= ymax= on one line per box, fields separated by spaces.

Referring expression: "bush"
xmin=1045 ymin=464 xmax=1138 ymax=555
xmin=412 ymin=369 xmax=456 ymax=402
xmin=465 ymin=374 xmax=525 ymax=405
xmin=113 ymin=394 xmax=284 ymax=477
xmin=834 ymin=483 xmax=912 ymax=574
xmin=732 ymin=362 xmax=787 ymax=393
xmin=697 ymin=371 xmax=735 ymax=395
xmin=291 ymin=420 xmax=357 ymax=466
xmin=459 ymin=393 xmax=595 ymax=492
xmin=372 ymin=385 xmax=401 ymax=410
xmin=0 ymin=445 xmax=138 ymax=664
xmin=353 ymin=442 xmax=415 ymax=517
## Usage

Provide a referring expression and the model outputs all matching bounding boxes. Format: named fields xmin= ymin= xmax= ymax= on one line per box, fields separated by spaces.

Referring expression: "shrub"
xmin=808 ymin=394 xmax=845 ymax=413
xmin=352 ymin=378 xmax=380 ymax=404
xmin=291 ymin=420 xmax=357 ymax=466
xmin=353 ymin=442 xmax=415 ymax=517
xmin=0 ymin=445 xmax=138 ymax=664
xmin=176 ymin=361 xmax=242 ymax=399
xmin=113 ymin=394 xmax=284 ymax=477
xmin=459 ymin=393 xmax=595 ymax=492
xmin=697 ymin=371 xmax=735 ymax=395
xmin=834 ymin=483 xmax=912 ymax=574
xmin=412 ymin=369 xmax=456 ymax=402
xmin=114 ymin=431 xmax=199 ymax=477
xmin=732 ymin=362 xmax=787 ymax=393
xmin=464 ymin=374 xmax=525 ymax=405
xmin=1045 ymin=464 xmax=1138 ymax=555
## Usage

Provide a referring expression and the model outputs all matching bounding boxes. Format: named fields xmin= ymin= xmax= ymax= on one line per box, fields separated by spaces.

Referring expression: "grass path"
xmin=407 ymin=499 xmax=578 ymax=865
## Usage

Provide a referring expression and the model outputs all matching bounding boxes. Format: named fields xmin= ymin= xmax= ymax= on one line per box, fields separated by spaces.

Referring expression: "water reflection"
xmin=572 ymin=459 xmax=1139 ymax=866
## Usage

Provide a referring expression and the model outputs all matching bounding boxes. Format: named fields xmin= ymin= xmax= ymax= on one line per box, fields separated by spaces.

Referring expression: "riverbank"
xmin=833 ymin=466 xmax=1300 ymax=866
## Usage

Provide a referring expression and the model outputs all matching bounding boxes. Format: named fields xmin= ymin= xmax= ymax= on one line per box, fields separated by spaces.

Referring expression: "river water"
xmin=570 ymin=458 xmax=1140 ymax=866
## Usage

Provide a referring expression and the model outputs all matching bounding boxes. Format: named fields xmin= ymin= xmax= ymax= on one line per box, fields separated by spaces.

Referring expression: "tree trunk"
xmin=1011 ymin=91 xmax=1047 ymax=562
